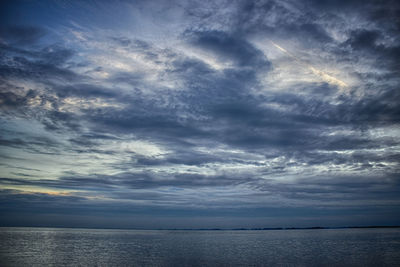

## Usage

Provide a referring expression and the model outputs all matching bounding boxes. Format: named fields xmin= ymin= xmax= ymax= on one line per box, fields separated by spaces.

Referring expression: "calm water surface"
xmin=1 ymin=227 xmax=400 ymax=266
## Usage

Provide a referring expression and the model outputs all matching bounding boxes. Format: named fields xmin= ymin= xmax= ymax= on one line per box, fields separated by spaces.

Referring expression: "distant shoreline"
xmin=160 ymin=226 xmax=400 ymax=231
xmin=1 ymin=225 xmax=399 ymax=231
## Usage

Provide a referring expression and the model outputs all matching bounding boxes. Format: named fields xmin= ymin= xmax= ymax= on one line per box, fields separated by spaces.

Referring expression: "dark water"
xmin=1 ymin=227 xmax=400 ymax=266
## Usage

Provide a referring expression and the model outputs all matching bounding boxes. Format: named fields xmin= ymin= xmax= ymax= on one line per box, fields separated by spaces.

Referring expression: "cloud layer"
xmin=0 ymin=0 xmax=399 ymax=228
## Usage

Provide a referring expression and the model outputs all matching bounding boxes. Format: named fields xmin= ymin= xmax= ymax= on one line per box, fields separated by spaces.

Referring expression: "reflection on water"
xmin=1 ymin=227 xmax=400 ymax=266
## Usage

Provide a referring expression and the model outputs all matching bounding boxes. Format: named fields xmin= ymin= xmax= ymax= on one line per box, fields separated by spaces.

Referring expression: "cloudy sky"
xmin=0 ymin=0 xmax=399 ymax=229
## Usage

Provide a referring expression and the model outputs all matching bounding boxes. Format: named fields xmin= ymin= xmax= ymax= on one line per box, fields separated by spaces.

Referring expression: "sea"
xmin=1 ymin=227 xmax=399 ymax=266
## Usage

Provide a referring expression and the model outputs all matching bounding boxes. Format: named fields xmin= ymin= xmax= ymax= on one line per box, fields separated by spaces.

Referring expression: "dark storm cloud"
xmin=343 ymin=29 xmax=400 ymax=71
xmin=0 ymin=135 xmax=59 ymax=150
xmin=0 ymin=90 xmax=33 ymax=109
xmin=0 ymin=170 xmax=255 ymax=191
xmin=253 ymin=174 xmax=400 ymax=205
xmin=348 ymin=89 xmax=400 ymax=124
xmin=0 ymin=43 xmax=79 ymax=83
xmin=186 ymin=30 xmax=271 ymax=69
xmin=54 ymin=84 xmax=118 ymax=98
xmin=188 ymin=0 xmax=333 ymax=48
xmin=39 ymin=110 xmax=81 ymax=132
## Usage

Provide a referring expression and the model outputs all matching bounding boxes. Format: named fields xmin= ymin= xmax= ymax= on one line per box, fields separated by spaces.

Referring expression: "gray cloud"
xmin=0 ymin=0 xmax=399 ymax=228
xmin=186 ymin=30 xmax=272 ymax=69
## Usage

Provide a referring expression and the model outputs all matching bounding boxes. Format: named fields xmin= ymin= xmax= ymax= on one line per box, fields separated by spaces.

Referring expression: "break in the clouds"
xmin=0 ymin=0 xmax=399 ymax=229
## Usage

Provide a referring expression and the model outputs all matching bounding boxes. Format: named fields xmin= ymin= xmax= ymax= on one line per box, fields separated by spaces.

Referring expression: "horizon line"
xmin=1 ymin=225 xmax=399 ymax=231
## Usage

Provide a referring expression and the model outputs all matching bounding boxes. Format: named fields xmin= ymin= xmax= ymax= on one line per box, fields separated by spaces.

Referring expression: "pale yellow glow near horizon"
xmin=271 ymin=41 xmax=348 ymax=88
xmin=1 ymin=186 xmax=113 ymax=201
xmin=1 ymin=184 xmax=75 ymax=196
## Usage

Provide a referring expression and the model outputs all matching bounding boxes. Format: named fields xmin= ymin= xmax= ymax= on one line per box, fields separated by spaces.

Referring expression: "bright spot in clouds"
xmin=271 ymin=41 xmax=348 ymax=89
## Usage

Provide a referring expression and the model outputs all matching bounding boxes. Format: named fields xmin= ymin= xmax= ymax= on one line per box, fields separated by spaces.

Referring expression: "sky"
xmin=0 ymin=0 xmax=399 ymax=229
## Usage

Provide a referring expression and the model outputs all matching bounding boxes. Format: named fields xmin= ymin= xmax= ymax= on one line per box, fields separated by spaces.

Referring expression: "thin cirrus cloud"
xmin=0 ymin=0 xmax=399 ymax=229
